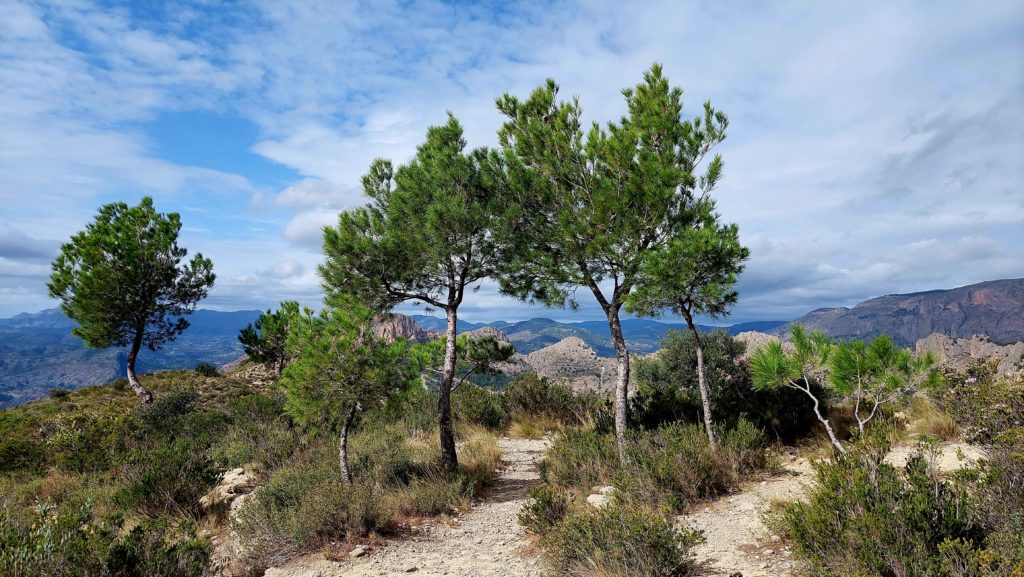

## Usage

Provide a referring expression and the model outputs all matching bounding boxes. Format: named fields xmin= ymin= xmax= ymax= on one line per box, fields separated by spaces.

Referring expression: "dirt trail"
xmin=680 ymin=456 xmax=812 ymax=577
xmin=265 ymin=437 xmax=549 ymax=577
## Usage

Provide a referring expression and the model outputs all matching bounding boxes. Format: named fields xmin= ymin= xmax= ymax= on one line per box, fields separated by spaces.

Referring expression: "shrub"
xmin=541 ymin=428 xmax=618 ymax=490
xmin=543 ymin=503 xmax=703 ymax=577
xmin=616 ymin=420 xmax=767 ymax=512
xmin=49 ymin=387 xmax=72 ymax=400
xmin=772 ymin=434 xmax=991 ymax=577
xmin=937 ymin=363 xmax=1023 ymax=444
xmin=632 ymin=330 xmax=821 ymax=442
xmin=46 ymin=412 xmax=132 ymax=473
xmin=211 ymin=393 xmax=297 ymax=473
xmin=0 ymin=500 xmax=111 ymax=577
xmin=0 ymin=500 xmax=209 ymax=577
xmin=106 ymin=517 xmax=210 ymax=577
xmin=193 ymin=362 xmax=220 ymax=377
xmin=236 ymin=423 xmax=499 ymax=570
xmin=519 ymin=485 xmax=574 ymax=535
xmin=0 ymin=411 xmax=46 ymax=474
xmin=454 ymin=383 xmax=508 ymax=429
xmin=542 ymin=420 xmax=767 ymax=513
xmin=503 ymin=373 xmax=606 ymax=426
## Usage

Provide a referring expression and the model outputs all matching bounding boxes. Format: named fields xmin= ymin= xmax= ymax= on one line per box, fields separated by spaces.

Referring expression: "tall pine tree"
xmin=494 ymin=64 xmax=727 ymax=461
xmin=319 ymin=115 xmax=508 ymax=471
xmin=48 ymin=197 xmax=215 ymax=403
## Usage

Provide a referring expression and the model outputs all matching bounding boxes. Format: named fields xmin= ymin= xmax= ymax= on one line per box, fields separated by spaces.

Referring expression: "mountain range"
xmin=0 ymin=309 xmax=261 ymax=408
xmin=410 ymin=316 xmax=785 ymax=356
xmin=2 ymin=277 xmax=1022 ymax=408
xmin=770 ymin=278 xmax=1024 ymax=347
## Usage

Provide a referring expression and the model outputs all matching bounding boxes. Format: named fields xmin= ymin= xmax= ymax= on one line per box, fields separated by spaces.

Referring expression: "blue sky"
xmin=1 ymin=1 xmax=1022 ymax=323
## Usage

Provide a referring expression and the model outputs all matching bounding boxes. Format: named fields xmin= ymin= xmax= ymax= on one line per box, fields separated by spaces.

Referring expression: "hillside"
xmin=771 ymin=278 xmax=1024 ymax=347
xmin=0 ymin=308 xmax=261 ymax=407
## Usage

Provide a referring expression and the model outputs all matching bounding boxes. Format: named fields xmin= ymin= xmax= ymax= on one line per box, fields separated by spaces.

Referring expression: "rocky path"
xmin=680 ymin=456 xmax=813 ymax=577
xmin=265 ymin=437 xmax=549 ymax=577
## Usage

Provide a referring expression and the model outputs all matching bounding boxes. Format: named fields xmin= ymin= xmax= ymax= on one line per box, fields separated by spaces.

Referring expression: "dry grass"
xmin=508 ymin=415 xmax=563 ymax=439
xmin=907 ymin=395 xmax=959 ymax=441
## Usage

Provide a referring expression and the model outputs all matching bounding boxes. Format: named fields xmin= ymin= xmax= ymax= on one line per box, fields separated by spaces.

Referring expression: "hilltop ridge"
xmin=770 ymin=278 xmax=1024 ymax=347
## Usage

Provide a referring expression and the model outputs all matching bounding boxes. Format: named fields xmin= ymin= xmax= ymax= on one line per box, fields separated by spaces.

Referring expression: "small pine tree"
xmin=750 ymin=326 xmax=938 ymax=453
xmin=47 ymin=197 xmax=215 ymax=403
xmin=279 ymin=296 xmax=414 ymax=483
xmin=238 ymin=301 xmax=300 ymax=375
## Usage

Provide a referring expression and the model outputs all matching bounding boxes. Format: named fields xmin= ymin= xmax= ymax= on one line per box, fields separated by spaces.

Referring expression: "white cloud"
xmin=262 ymin=260 xmax=304 ymax=280
xmin=1 ymin=0 xmax=1022 ymax=322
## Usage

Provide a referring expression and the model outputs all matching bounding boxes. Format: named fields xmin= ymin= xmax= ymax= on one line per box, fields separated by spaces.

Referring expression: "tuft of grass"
xmin=907 ymin=395 xmax=959 ymax=441
xmin=508 ymin=414 xmax=563 ymax=440
xmin=541 ymin=502 xmax=703 ymax=577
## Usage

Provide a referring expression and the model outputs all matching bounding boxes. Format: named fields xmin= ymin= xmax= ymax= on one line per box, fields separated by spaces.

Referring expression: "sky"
xmin=1 ymin=1 xmax=1022 ymax=324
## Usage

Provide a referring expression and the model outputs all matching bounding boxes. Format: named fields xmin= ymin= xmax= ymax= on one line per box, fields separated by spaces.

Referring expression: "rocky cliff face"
xmin=771 ymin=278 xmax=1024 ymax=347
xmin=372 ymin=313 xmax=432 ymax=343
xmin=915 ymin=333 xmax=1024 ymax=378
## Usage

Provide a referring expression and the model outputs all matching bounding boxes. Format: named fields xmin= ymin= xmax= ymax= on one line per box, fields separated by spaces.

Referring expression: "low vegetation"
xmin=0 ymin=367 xmax=503 ymax=577
xmin=772 ymin=364 xmax=1024 ymax=576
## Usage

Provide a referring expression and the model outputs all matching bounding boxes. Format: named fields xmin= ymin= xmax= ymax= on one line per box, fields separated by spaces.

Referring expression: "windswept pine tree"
xmin=47 ymin=197 xmax=215 ymax=403
xmin=319 ymin=115 xmax=509 ymax=471
xmin=494 ymin=64 xmax=728 ymax=461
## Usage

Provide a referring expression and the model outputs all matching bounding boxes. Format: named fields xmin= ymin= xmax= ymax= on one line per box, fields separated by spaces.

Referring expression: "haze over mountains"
xmin=2 ymin=278 xmax=1021 ymax=408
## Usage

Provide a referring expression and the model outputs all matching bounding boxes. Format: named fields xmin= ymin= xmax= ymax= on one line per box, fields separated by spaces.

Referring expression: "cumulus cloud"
xmin=262 ymin=260 xmax=304 ymax=280
xmin=1 ymin=1 xmax=1021 ymax=321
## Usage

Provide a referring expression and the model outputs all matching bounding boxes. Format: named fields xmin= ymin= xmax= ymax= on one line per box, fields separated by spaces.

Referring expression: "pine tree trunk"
xmin=684 ymin=314 xmax=717 ymax=449
xmin=438 ymin=307 xmax=459 ymax=472
xmin=607 ymin=309 xmax=630 ymax=464
xmin=339 ymin=403 xmax=358 ymax=484
xmin=811 ymin=394 xmax=846 ymax=454
xmin=126 ymin=330 xmax=153 ymax=404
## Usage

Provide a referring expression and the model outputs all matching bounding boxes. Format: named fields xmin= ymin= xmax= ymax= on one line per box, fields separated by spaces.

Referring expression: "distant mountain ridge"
xmin=770 ymin=278 xmax=1024 ymax=347
xmin=0 ymin=309 xmax=261 ymax=408
xmin=411 ymin=315 xmax=787 ymax=357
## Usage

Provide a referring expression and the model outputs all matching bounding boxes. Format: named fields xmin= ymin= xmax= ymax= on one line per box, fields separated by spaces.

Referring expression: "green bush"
xmin=503 ymin=373 xmax=607 ymax=426
xmin=543 ymin=503 xmax=703 ymax=577
xmin=937 ymin=362 xmax=1023 ymax=444
xmin=105 ymin=517 xmax=210 ymax=577
xmin=541 ymin=428 xmax=618 ymax=490
xmin=49 ymin=387 xmax=72 ymax=400
xmin=632 ymin=330 xmax=822 ymax=442
xmin=454 ymin=383 xmax=508 ymax=429
xmin=0 ymin=500 xmax=209 ymax=577
xmin=46 ymin=412 xmax=132 ymax=473
xmin=211 ymin=393 xmax=297 ymax=473
xmin=236 ymin=423 xmax=498 ymax=570
xmin=773 ymin=435 xmax=991 ymax=577
xmin=0 ymin=411 xmax=46 ymax=474
xmin=193 ymin=362 xmax=220 ymax=377
xmin=518 ymin=485 xmax=573 ymax=535
xmin=542 ymin=420 xmax=767 ymax=513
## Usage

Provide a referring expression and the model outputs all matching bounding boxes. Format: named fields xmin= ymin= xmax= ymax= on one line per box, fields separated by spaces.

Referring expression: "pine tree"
xmin=280 ymin=296 xmax=413 ymax=483
xmin=626 ymin=204 xmax=750 ymax=448
xmin=47 ymin=197 xmax=215 ymax=403
xmin=238 ymin=301 xmax=300 ymax=375
xmin=750 ymin=326 xmax=939 ymax=453
xmin=319 ymin=115 xmax=509 ymax=471
xmin=494 ymin=64 xmax=727 ymax=461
